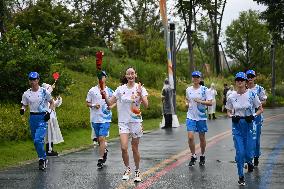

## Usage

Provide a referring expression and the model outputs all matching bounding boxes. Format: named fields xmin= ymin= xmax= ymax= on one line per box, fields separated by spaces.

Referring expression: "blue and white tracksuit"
xmin=226 ymin=90 xmax=261 ymax=177
xmin=21 ymin=87 xmax=52 ymax=160
xmin=249 ymin=84 xmax=267 ymax=158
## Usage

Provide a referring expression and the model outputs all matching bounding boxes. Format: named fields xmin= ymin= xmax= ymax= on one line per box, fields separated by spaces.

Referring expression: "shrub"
xmin=265 ymin=94 xmax=284 ymax=107
xmin=0 ymin=28 xmax=57 ymax=102
xmin=275 ymin=84 xmax=284 ymax=97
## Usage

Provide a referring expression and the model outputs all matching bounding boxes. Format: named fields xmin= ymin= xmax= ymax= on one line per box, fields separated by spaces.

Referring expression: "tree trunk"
xmin=186 ymin=27 xmax=194 ymax=75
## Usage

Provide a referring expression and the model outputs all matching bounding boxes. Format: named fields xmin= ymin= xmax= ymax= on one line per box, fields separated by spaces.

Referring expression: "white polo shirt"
xmin=186 ymin=85 xmax=212 ymax=121
xmin=21 ymin=87 xmax=52 ymax=113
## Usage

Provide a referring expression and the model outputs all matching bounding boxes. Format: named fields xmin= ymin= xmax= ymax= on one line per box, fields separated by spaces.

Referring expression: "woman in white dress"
xmin=207 ymin=83 xmax=218 ymax=119
xmin=42 ymin=83 xmax=64 ymax=156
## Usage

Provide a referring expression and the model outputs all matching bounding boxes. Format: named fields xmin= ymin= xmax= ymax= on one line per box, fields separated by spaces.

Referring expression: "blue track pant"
xmin=29 ymin=114 xmax=47 ymax=160
xmin=254 ymin=114 xmax=263 ymax=158
xmin=232 ymin=119 xmax=255 ymax=177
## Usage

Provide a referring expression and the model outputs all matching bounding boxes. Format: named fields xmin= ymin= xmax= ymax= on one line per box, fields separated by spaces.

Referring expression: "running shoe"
xmin=39 ymin=159 xmax=48 ymax=170
xmin=254 ymin=157 xmax=259 ymax=166
xmin=122 ymin=167 xmax=131 ymax=180
xmin=134 ymin=170 xmax=142 ymax=182
xmin=248 ymin=163 xmax=254 ymax=172
xmin=47 ymin=150 xmax=58 ymax=156
xmin=238 ymin=176 xmax=246 ymax=186
xmin=188 ymin=156 xmax=197 ymax=166
xmin=97 ymin=159 xmax=104 ymax=169
xmin=199 ymin=156 xmax=205 ymax=166
xmin=102 ymin=148 xmax=108 ymax=163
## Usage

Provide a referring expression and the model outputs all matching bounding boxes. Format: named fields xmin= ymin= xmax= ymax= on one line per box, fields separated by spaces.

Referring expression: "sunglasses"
xmin=247 ymin=74 xmax=255 ymax=79
xmin=29 ymin=78 xmax=38 ymax=81
xmin=192 ymin=76 xmax=200 ymax=78
xmin=235 ymin=78 xmax=246 ymax=82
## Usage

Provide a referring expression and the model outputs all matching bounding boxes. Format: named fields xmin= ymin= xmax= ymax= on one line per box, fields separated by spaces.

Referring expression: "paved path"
xmin=1 ymin=108 xmax=284 ymax=189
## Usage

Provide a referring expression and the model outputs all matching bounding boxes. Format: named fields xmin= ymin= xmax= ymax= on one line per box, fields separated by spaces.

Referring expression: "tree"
xmin=253 ymin=0 xmax=284 ymax=43
xmin=91 ymin=0 xmax=123 ymax=47
xmin=225 ymin=10 xmax=271 ymax=71
xmin=199 ymin=0 xmax=227 ymax=75
xmin=122 ymin=0 xmax=161 ymax=34
xmin=0 ymin=28 xmax=57 ymax=101
xmin=12 ymin=0 xmax=104 ymax=49
xmin=176 ymin=0 xmax=196 ymax=76
xmin=176 ymin=0 xmax=226 ymax=75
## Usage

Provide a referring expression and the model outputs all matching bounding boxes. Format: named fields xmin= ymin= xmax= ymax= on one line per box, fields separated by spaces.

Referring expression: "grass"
xmin=0 ymin=112 xmax=187 ymax=170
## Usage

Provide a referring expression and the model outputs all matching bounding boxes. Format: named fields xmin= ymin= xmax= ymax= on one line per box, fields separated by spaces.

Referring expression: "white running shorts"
xmin=118 ymin=122 xmax=143 ymax=138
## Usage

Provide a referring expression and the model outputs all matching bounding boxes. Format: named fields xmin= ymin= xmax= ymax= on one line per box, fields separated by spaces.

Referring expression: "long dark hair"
xmin=122 ymin=66 xmax=143 ymax=84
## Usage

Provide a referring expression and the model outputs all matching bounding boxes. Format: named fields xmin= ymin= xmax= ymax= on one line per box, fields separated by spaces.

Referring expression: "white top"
xmin=208 ymin=88 xmax=217 ymax=100
xmin=226 ymin=90 xmax=261 ymax=116
xmin=113 ymin=83 xmax=148 ymax=123
xmin=21 ymin=87 xmax=52 ymax=112
xmin=86 ymin=86 xmax=113 ymax=123
xmin=249 ymin=84 xmax=267 ymax=101
xmin=226 ymin=89 xmax=234 ymax=99
xmin=186 ymin=86 xmax=213 ymax=121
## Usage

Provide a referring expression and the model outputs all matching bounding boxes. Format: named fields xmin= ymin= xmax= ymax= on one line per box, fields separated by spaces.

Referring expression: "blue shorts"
xmin=91 ymin=122 xmax=110 ymax=137
xmin=186 ymin=119 xmax=208 ymax=133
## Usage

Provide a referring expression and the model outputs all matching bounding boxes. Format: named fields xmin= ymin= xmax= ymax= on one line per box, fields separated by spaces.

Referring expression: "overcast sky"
xmin=220 ymin=0 xmax=267 ymax=43
xmin=170 ymin=0 xmax=267 ymax=47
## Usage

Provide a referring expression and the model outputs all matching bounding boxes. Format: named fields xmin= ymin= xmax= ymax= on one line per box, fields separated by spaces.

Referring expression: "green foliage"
xmin=0 ymin=28 xmax=57 ymax=102
xmin=43 ymin=66 xmax=73 ymax=97
xmin=91 ymin=0 xmax=123 ymax=45
xmin=145 ymin=28 xmax=167 ymax=64
xmin=60 ymin=46 xmax=113 ymax=63
xmin=0 ymin=103 xmax=30 ymax=141
xmin=265 ymin=94 xmax=284 ymax=107
xmin=122 ymin=0 xmax=161 ymax=34
xmin=253 ymin=0 xmax=284 ymax=43
xmin=12 ymin=1 xmax=102 ymax=50
xmin=225 ymin=10 xmax=271 ymax=70
xmin=275 ymin=84 xmax=284 ymax=97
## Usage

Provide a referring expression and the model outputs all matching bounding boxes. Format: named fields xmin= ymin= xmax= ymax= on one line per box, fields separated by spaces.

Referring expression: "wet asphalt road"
xmin=1 ymin=107 xmax=284 ymax=189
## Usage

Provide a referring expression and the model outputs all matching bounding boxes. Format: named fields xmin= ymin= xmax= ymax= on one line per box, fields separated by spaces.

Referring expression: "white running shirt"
xmin=86 ymin=86 xmax=113 ymax=123
xmin=113 ymin=83 xmax=148 ymax=123
xmin=21 ymin=87 xmax=52 ymax=112
xmin=226 ymin=90 xmax=261 ymax=116
xmin=186 ymin=86 xmax=213 ymax=121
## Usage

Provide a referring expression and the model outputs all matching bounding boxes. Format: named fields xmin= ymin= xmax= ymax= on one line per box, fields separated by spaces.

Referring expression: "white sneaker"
xmin=134 ymin=170 xmax=142 ymax=182
xmin=122 ymin=167 xmax=131 ymax=180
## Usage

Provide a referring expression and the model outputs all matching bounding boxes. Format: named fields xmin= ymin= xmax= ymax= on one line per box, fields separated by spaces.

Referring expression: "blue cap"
xmin=28 ymin=72 xmax=39 ymax=79
xmin=246 ymin=70 xmax=256 ymax=76
xmin=192 ymin=71 xmax=202 ymax=77
xmin=102 ymin=70 xmax=107 ymax=77
xmin=235 ymin=72 xmax=247 ymax=80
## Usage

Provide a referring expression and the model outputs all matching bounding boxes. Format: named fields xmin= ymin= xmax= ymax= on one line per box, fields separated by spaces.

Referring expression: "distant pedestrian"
xmin=222 ymin=84 xmax=229 ymax=112
xmin=226 ymin=72 xmax=263 ymax=186
xmin=246 ymin=70 xmax=267 ymax=166
xmin=161 ymin=78 xmax=174 ymax=128
xmin=207 ymin=83 xmax=217 ymax=120
xmin=42 ymin=83 xmax=64 ymax=156
xmin=186 ymin=71 xmax=213 ymax=167
xmin=226 ymin=85 xmax=234 ymax=99
xmin=104 ymin=67 xmax=148 ymax=182
xmin=86 ymin=71 xmax=114 ymax=169
xmin=20 ymin=72 xmax=54 ymax=170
